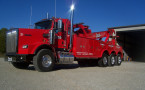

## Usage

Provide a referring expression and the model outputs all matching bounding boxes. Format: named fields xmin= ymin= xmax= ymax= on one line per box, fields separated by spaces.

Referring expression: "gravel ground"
xmin=0 ymin=58 xmax=145 ymax=90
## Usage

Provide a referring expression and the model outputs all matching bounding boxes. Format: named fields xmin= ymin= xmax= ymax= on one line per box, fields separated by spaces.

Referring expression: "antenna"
xmin=29 ymin=6 xmax=32 ymax=28
xmin=55 ymin=0 xmax=56 ymax=28
xmin=55 ymin=0 xmax=56 ymax=19
xmin=47 ymin=12 xmax=49 ymax=19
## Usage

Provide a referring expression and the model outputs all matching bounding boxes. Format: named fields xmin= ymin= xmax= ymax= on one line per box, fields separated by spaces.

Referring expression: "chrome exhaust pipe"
xmin=69 ymin=4 xmax=75 ymax=50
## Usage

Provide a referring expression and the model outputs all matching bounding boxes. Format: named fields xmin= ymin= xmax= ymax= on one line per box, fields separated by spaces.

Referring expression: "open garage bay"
xmin=110 ymin=24 xmax=145 ymax=62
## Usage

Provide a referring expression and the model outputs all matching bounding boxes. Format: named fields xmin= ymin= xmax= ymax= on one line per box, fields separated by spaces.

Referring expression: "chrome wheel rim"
xmin=111 ymin=56 xmax=115 ymax=65
xmin=103 ymin=57 xmax=107 ymax=65
xmin=118 ymin=56 xmax=122 ymax=64
xmin=42 ymin=55 xmax=52 ymax=67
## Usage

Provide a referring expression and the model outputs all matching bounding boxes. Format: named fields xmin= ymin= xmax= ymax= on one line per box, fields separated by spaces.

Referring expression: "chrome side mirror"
xmin=49 ymin=30 xmax=55 ymax=44
xmin=58 ymin=19 xmax=62 ymax=29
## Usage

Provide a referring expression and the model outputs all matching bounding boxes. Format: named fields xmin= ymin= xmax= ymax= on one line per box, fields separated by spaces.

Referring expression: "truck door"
xmin=54 ymin=20 xmax=68 ymax=49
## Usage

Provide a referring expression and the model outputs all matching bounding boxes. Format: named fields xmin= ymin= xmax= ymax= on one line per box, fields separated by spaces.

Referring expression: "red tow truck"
xmin=5 ymin=17 xmax=123 ymax=72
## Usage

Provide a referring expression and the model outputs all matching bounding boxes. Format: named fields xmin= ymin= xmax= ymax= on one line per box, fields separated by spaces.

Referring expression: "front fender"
xmin=28 ymin=43 xmax=50 ymax=54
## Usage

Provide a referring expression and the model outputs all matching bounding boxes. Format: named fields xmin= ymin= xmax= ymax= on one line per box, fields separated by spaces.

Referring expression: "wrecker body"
xmin=5 ymin=18 xmax=123 ymax=71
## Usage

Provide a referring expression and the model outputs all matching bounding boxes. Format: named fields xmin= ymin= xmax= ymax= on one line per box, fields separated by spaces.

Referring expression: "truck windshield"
xmin=35 ymin=20 xmax=52 ymax=29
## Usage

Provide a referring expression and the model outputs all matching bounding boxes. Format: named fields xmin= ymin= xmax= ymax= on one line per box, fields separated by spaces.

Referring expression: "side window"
xmin=53 ymin=22 xmax=64 ymax=33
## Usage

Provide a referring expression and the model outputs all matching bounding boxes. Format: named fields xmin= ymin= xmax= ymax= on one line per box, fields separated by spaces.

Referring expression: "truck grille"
xmin=6 ymin=29 xmax=18 ymax=54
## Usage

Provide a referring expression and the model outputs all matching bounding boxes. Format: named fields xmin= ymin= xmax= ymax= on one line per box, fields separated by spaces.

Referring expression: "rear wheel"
xmin=11 ymin=62 xmax=29 ymax=69
xmin=117 ymin=54 xmax=122 ymax=65
xmin=33 ymin=49 xmax=55 ymax=72
xmin=108 ymin=53 xmax=116 ymax=66
xmin=98 ymin=53 xmax=108 ymax=67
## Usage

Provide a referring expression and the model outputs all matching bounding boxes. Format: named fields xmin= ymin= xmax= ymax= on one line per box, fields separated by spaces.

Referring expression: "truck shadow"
xmin=27 ymin=64 xmax=80 ymax=71
xmin=54 ymin=64 xmax=79 ymax=71
xmin=27 ymin=64 xmax=99 ymax=71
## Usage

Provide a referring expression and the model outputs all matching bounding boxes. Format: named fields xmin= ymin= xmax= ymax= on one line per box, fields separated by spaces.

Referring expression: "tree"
xmin=0 ymin=28 xmax=8 ymax=53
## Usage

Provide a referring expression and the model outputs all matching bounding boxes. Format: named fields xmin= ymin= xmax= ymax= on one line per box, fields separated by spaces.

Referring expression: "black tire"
xmin=98 ymin=53 xmax=108 ymax=67
xmin=116 ymin=54 xmax=122 ymax=66
xmin=115 ymin=55 xmax=118 ymax=65
xmin=33 ymin=49 xmax=55 ymax=72
xmin=11 ymin=62 xmax=29 ymax=69
xmin=108 ymin=53 xmax=116 ymax=66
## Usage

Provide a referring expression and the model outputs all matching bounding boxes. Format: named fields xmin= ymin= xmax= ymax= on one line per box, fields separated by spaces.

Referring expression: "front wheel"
xmin=33 ymin=49 xmax=55 ymax=72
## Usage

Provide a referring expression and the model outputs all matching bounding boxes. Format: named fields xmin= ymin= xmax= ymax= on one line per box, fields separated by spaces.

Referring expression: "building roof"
xmin=109 ymin=24 xmax=145 ymax=32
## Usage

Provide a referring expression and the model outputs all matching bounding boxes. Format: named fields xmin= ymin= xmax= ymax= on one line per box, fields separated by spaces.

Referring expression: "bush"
xmin=0 ymin=28 xmax=8 ymax=53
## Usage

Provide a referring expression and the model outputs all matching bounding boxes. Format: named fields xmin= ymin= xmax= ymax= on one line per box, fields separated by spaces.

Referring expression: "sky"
xmin=0 ymin=0 xmax=145 ymax=32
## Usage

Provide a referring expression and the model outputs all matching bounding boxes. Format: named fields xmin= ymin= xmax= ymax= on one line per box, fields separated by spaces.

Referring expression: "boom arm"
xmin=87 ymin=29 xmax=115 ymax=41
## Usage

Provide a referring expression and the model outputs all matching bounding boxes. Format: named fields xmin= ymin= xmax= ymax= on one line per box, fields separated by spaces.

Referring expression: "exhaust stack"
xmin=69 ymin=4 xmax=75 ymax=50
